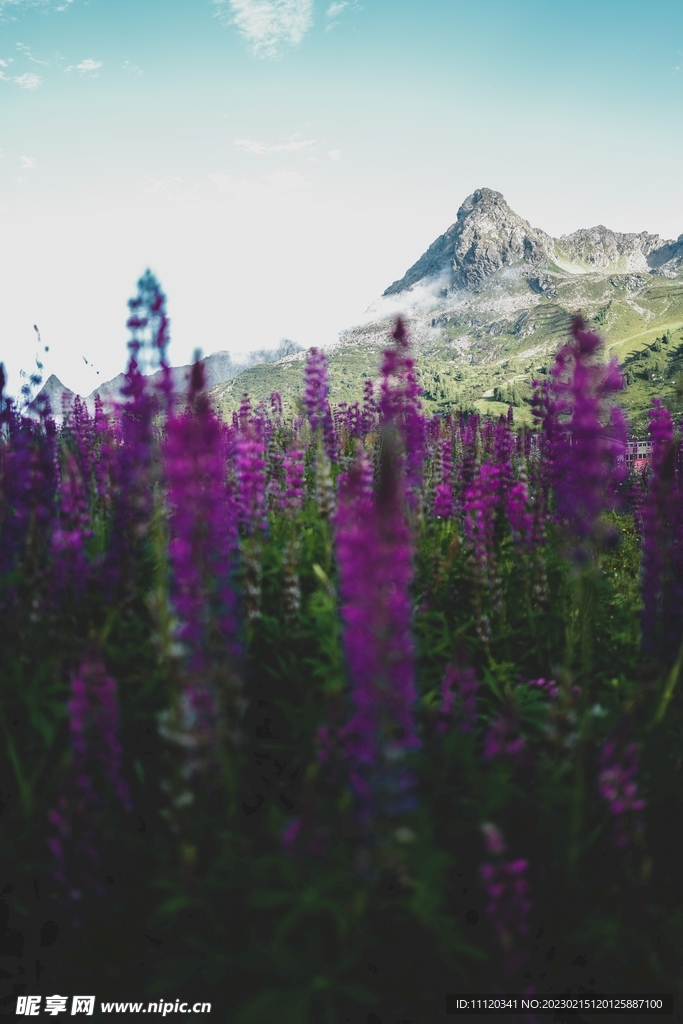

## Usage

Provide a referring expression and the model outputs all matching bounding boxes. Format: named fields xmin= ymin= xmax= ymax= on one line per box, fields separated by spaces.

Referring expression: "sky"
xmin=1 ymin=0 xmax=682 ymax=397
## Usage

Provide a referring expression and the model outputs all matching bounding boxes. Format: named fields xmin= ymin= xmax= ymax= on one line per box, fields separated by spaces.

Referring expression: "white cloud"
xmin=122 ymin=60 xmax=143 ymax=76
xmin=66 ymin=58 xmax=102 ymax=74
xmin=0 ymin=0 xmax=71 ymax=17
xmin=214 ymin=0 xmax=313 ymax=58
xmin=234 ymin=134 xmax=314 ymax=154
xmin=326 ymin=1 xmax=347 ymax=17
xmin=14 ymin=72 xmax=41 ymax=88
xmin=0 ymin=58 xmax=10 ymax=66
xmin=16 ymin=41 xmax=46 ymax=63
xmin=20 ymin=154 xmax=36 ymax=168
xmin=328 ymin=149 xmax=341 ymax=161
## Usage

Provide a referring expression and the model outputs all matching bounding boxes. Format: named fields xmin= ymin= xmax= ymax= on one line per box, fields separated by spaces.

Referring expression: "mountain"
xmin=28 ymin=374 xmax=75 ymax=420
xmin=384 ymin=188 xmax=556 ymax=294
xmin=210 ymin=187 xmax=683 ymax=433
xmin=383 ymin=188 xmax=683 ymax=295
xmin=28 ymin=341 xmax=303 ymax=421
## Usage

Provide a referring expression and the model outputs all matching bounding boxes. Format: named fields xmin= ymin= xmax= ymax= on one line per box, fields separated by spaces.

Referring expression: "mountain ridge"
xmin=383 ymin=188 xmax=683 ymax=297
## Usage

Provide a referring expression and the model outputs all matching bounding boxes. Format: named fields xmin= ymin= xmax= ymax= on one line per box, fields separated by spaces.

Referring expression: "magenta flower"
xmin=479 ymin=823 xmax=533 ymax=977
xmin=327 ymin=439 xmax=420 ymax=823
xmin=533 ymin=316 xmax=627 ymax=560
xmin=166 ymin=362 xmax=239 ymax=648
xmin=379 ymin=318 xmax=425 ymax=500
xmin=483 ymin=706 xmax=527 ymax=763
xmin=304 ymin=347 xmax=336 ymax=461
xmin=434 ymin=432 xmax=455 ymax=519
xmin=48 ymin=646 xmax=131 ymax=904
xmin=640 ymin=399 xmax=683 ymax=658
xmin=598 ymin=734 xmax=646 ymax=849
xmin=437 ymin=664 xmax=478 ymax=734
xmin=235 ymin=435 xmax=268 ymax=535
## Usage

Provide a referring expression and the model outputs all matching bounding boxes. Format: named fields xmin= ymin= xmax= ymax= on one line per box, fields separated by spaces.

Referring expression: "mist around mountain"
xmin=210 ymin=188 xmax=683 ymax=435
xmin=26 ymin=188 xmax=683 ymax=435
xmin=28 ymin=338 xmax=302 ymax=421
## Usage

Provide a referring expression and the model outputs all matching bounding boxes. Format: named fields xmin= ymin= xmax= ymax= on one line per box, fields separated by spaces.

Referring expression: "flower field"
xmin=1 ymin=272 xmax=682 ymax=1023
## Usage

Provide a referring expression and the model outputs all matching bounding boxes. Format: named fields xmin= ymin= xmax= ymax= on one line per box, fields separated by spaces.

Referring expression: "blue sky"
xmin=1 ymin=0 xmax=682 ymax=395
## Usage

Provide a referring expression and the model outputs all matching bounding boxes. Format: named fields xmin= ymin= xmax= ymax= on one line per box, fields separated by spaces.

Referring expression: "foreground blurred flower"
xmin=162 ymin=361 xmax=243 ymax=779
xmin=326 ymin=435 xmax=420 ymax=835
xmin=533 ymin=315 xmax=626 ymax=561
xmin=640 ymin=399 xmax=683 ymax=660
xmin=48 ymin=645 xmax=131 ymax=904
xmin=437 ymin=664 xmax=478 ymax=735
xmin=597 ymin=731 xmax=646 ymax=850
xmin=379 ymin=318 xmax=425 ymax=502
xmin=304 ymin=347 xmax=336 ymax=462
xmin=480 ymin=822 xmax=533 ymax=977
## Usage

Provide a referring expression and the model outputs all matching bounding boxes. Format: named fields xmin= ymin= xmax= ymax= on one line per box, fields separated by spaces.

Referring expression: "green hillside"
xmin=210 ymin=272 xmax=683 ymax=435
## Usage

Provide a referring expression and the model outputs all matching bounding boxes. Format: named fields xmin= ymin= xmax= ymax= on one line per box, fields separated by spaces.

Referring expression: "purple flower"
xmin=640 ymin=399 xmax=683 ymax=658
xmin=165 ymin=361 xmax=240 ymax=659
xmin=304 ymin=348 xmax=336 ymax=461
xmin=362 ymin=379 xmax=377 ymax=436
xmin=51 ymin=452 xmax=92 ymax=594
xmin=533 ymin=317 xmax=626 ymax=560
xmin=479 ymin=823 xmax=533 ymax=976
xmin=48 ymin=646 xmax=131 ymax=904
xmin=379 ymin=318 xmax=425 ymax=501
xmin=437 ymin=664 xmax=478 ymax=734
xmin=434 ymin=432 xmax=455 ymax=519
xmin=506 ymin=480 xmax=534 ymax=547
xmin=234 ymin=435 xmax=268 ymax=535
xmin=483 ymin=706 xmax=527 ymax=763
xmin=463 ymin=460 xmax=502 ymax=639
xmin=598 ymin=734 xmax=646 ymax=849
xmin=280 ymin=449 xmax=305 ymax=514
xmin=527 ymin=677 xmax=558 ymax=699
xmin=327 ymin=437 xmax=420 ymax=824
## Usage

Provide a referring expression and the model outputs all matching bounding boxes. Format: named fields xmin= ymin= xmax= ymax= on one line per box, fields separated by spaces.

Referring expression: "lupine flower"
xmin=533 ymin=316 xmax=627 ymax=560
xmin=166 ymin=378 xmax=238 ymax=654
xmin=164 ymin=361 xmax=241 ymax=761
xmin=640 ymin=399 xmax=682 ymax=658
xmin=235 ymin=435 xmax=268 ymax=535
xmin=0 ymin=402 xmax=57 ymax=597
xmin=52 ymin=452 xmax=92 ymax=594
xmin=505 ymin=479 xmax=534 ymax=547
xmin=527 ymin=677 xmax=558 ymax=699
xmin=362 ymin=378 xmax=377 ymax=436
xmin=479 ymin=823 xmax=533 ymax=976
xmin=483 ymin=706 xmax=527 ymax=763
xmin=379 ymin=318 xmax=425 ymax=500
xmin=303 ymin=347 xmax=336 ymax=461
xmin=598 ymin=733 xmax=646 ymax=849
xmin=434 ymin=432 xmax=455 ymax=519
xmin=437 ymin=664 xmax=478 ymax=734
xmin=327 ymin=436 xmax=420 ymax=827
xmin=48 ymin=646 xmax=131 ymax=904
xmin=279 ymin=449 xmax=305 ymax=514
xmin=67 ymin=647 xmax=132 ymax=811
xmin=463 ymin=460 xmax=502 ymax=640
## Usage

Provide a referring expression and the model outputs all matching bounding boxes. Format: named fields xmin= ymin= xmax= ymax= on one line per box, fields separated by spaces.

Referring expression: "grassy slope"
xmin=210 ymin=274 xmax=683 ymax=435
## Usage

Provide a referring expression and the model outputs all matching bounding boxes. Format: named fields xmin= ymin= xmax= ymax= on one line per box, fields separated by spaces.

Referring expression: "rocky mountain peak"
xmin=383 ymin=188 xmax=683 ymax=297
xmin=29 ymin=374 xmax=75 ymax=418
xmin=383 ymin=187 xmax=554 ymax=296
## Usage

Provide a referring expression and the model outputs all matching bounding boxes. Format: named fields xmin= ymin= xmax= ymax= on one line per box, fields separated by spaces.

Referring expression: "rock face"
xmin=384 ymin=188 xmax=555 ymax=295
xmin=29 ymin=374 xmax=75 ymax=418
xmin=384 ymin=187 xmax=683 ymax=296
